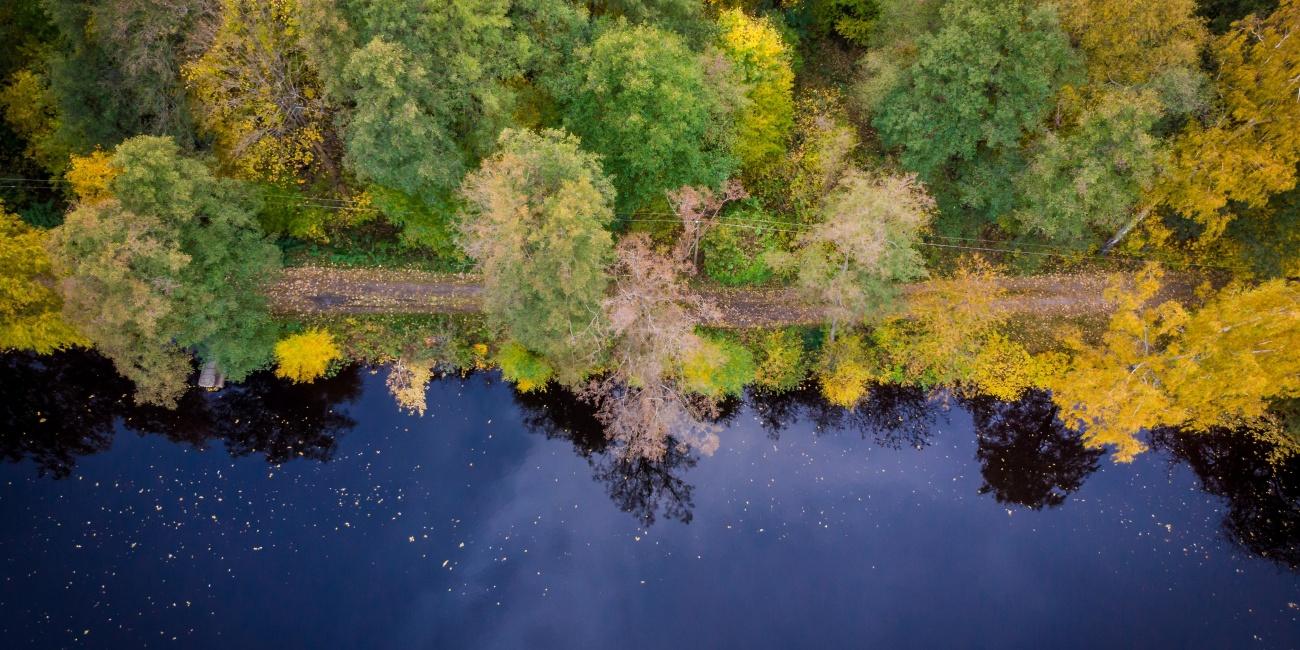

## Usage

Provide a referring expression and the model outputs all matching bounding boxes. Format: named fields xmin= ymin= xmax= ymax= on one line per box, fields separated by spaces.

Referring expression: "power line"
xmin=1 ymin=172 xmax=1249 ymax=272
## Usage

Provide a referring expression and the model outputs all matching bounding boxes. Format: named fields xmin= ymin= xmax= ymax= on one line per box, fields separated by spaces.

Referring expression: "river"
xmin=1 ymin=351 xmax=1297 ymax=648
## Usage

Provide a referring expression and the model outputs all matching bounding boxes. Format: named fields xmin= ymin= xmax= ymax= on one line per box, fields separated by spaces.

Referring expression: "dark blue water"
xmin=1 ymin=352 xmax=1298 ymax=649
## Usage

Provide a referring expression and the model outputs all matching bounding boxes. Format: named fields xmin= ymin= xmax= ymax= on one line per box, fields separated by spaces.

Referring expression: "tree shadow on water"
xmin=512 ymin=383 xmax=697 ymax=526
xmin=0 ymin=350 xmax=363 ymax=476
xmin=962 ymin=390 xmax=1104 ymax=510
xmin=1150 ymin=427 xmax=1300 ymax=570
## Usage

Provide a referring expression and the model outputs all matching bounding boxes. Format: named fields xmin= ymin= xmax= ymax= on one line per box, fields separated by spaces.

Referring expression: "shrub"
xmin=968 ymin=333 xmax=1062 ymax=401
xmin=817 ymin=333 xmax=877 ymax=408
xmin=678 ymin=336 xmax=757 ymax=398
xmin=700 ymin=202 xmax=783 ymax=286
xmin=274 ymin=329 xmax=341 ymax=383
xmin=751 ymin=328 xmax=809 ymax=392
xmin=496 ymin=341 xmax=555 ymax=393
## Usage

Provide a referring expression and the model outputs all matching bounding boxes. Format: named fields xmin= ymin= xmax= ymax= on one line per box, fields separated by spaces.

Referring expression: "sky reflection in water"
xmin=0 ymin=351 xmax=1297 ymax=649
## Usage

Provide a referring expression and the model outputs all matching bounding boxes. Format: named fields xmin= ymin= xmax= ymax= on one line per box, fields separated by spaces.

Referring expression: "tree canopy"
xmin=459 ymin=128 xmax=616 ymax=383
xmin=47 ymin=136 xmax=280 ymax=406
xmin=560 ymin=22 xmax=736 ymax=215
xmin=874 ymin=0 xmax=1079 ymax=228
xmin=0 ymin=206 xmax=86 ymax=353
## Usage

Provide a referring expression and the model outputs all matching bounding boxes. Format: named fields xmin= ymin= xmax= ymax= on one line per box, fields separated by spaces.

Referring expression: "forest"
xmin=0 ymin=0 xmax=1297 ymax=464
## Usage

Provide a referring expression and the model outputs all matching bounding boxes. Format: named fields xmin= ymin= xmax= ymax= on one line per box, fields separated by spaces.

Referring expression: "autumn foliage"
xmin=275 ymin=329 xmax=341 ymax=384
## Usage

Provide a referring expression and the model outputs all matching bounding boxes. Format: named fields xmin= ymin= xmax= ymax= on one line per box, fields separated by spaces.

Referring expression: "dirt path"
xmin=267 ymin=266 xmax=1184 ymax=326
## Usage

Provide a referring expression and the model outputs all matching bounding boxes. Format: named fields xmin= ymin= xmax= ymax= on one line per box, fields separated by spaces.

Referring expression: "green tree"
xmin=770 ymin=170 xmax=932 ymax=342
xmin=47 ymin=136 xmax=281 ymax=407
xmin=561 ymin=22 xmax=737 ymax=215
xmin=814 ymin=0 xmax=881 ymax=46
xmin=335 ymin=0 xmax=579 ymax=244
xmin=340 ymin=0 xmax=531 ymax=175
xmin=342 ymin=39 xmax=462 ymax=205
xmin=459 ymin=128 xmax=616 ymax=383
xmin=31 ymin=0 xmax=214 ymax=160
xmin=1015 ymin=91 xmax=1164 ymax=242
xmin=587 ymin=0 xmax=709 ymax=39
xmin=874 ymin=0 xmax=1078 ymax=229
xmin=677 ymin=335 xmax=756 ymax=398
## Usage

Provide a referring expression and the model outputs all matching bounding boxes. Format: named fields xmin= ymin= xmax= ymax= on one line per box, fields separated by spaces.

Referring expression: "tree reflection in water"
xmin=963 ymin=390 xmax=1104 ymax=510
xmin=0 ymin=349 xmax=362 ymax=475
xmin=0 ymin=351 xmax=130 ymax=478
xmin=749 ymin=384 xmax=941 ymax=449
xmin=1150 ymin=428 xmax=1300 ymax=569
xmin=205 ymin=369 xmax=361 ymax=463
xmin=513 ymin=385 xmax=696 ymax=526
xmin=5 ymin=352 xmax=1298 ymax=564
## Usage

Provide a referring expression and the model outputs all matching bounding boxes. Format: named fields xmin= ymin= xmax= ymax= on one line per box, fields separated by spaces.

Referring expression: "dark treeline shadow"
xmin=1150 ymin=428 xmax=1300 ymax=570
xmin=962 ymin=390 xmax=1104 ymax=510
xmin=512 ymin=384 xmax=697 ymax=526
xmin=749 ymin=383 xmax=941 ymax=450
xmin=0 ymin=349 xmax=362 ymax=477
xmin=0 ymin=350 xmax=129 ymax=478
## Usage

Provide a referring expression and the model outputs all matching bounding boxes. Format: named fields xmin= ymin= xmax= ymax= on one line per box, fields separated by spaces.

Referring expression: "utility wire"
xmin=2 ymin=173 xmax=1248 ymax=272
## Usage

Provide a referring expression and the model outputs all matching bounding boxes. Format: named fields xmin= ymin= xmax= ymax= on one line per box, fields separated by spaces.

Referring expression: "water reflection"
xmin=1150 ymin=428 xmax=1300 ymax=569
xmin=0 ymin=351 xmax=126 ymax=478
xmin=593 ymin=448 xmax=698 ymax=526
xmin=513 ymin=385 xmax=697 ymax=525
xmin=206 ymin=370 xmax=361 ymax=463
xmin=963 ymin=390 xmax=1104 ymax=510
xmin=3 ymin=351 xmax=1298 ymax=567
xmin=0 ymin=349 xmax=362 ymax=475
xmin=749 ymin=384 xmax=940 ymax=449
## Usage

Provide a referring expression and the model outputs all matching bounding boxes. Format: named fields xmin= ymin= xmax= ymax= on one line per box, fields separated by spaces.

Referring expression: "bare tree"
xmin=580 ymin=234 xmax=723 ymax=461
xmin=667 ymin=179 xmax=748 ymax=271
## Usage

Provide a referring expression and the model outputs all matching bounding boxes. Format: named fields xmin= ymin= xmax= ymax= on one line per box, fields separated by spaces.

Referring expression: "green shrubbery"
xmin=700 ymin=202 xmax=784 ymax=286
xmin=678 ymin=336 xmax=757 ymax=398
xmin=495 ymin=341 xmax=556 ymax=392
xmin=749 ymin=328 xmax=811 ymax=392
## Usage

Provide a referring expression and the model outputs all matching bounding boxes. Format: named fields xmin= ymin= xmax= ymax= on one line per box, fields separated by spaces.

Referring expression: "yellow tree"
xmin=0 ymin=208 xmax=87 ymax=353
xmin=817 ymin=333 xmax=877 ymax=408
xmin=1057 ymin=0 xmax=1207 ymax=86
xmin=0 ymin=70 xmax=69 ymax=174
xmin=716 ymin=8 xmax=795 ymax=178
xmin=274 ymin=329 xmax=341 ymax=383
xmin=1157 ymin=0 xmax=1300 ymax=240
xmin=495 ymin=341 xmax=555 ymax=393
xmin=387 ymin=357 xmax=435 ymax=416
xmin=886 ymin=258 xmax=1006 ymax=384
xmin=65 ymin=150 xmax=120 ymax=204
xmin=1051 ymin=265 xmax=1300 ymax=461
xmin=866 ymin=258 xmax=1055 ymax=400
xmin=1049 ymin=266 xmax=1186 ymax=461
xmin=184 ymin=0 xmax=334 ymax=184
xmin=1160 ymin=280 xmax=1300 ymax=432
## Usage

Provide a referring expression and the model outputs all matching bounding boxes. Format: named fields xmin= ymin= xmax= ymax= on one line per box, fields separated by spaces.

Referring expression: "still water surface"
xmin=1 ymin=351 xmax=1298 ymax=649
